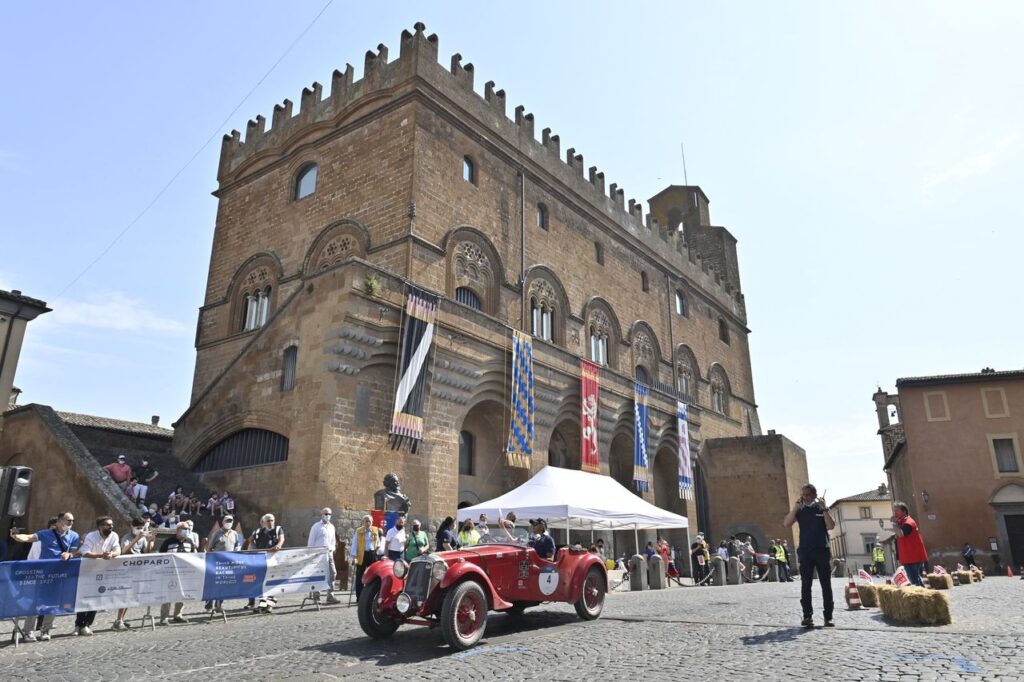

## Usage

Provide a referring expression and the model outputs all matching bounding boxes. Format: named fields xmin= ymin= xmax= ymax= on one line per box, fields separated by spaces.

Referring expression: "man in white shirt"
xmin=307 ymin=507 xmax=340 ymax=604
xmin=75 ymin=516 xmax=121 ymax=636
xmin=384 ymin=515 xmax=407 ymax=561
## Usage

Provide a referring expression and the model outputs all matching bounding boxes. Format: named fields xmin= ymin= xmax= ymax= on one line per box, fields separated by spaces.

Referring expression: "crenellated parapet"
xmin=216 ymin=22 xmax=745 ymax=315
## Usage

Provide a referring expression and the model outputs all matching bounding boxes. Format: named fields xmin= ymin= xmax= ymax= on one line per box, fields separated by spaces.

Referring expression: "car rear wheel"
xmin=441 ymin=580 xmax=488 ymax=650
xmin=357 ymin=579 xmax=399 ymax=639
xmin=574 ymin=565 xmax=606 ymax=620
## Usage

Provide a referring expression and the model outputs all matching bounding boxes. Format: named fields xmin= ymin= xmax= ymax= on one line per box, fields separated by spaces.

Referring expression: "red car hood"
xmin=434 ymin=543 xmax=527 ymax=563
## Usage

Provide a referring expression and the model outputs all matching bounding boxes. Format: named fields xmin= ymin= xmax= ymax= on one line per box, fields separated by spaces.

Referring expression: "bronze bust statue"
xmin=373 ymin=472 xmax=411 ymax=513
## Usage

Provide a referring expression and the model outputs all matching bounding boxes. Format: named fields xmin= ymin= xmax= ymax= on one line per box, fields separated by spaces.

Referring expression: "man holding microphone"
xmin=783 ymin=484 xmax=836 ymax=628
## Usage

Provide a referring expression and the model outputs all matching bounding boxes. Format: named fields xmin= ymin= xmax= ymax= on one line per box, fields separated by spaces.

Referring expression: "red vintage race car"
xmin=357 ymin=535 xmax=607 ymax=650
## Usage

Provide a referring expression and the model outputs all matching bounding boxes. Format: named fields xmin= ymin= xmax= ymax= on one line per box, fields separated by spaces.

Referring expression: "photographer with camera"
xmin=783 ymin=484 xmax=836 ymax=628
xmin=113 ymin=517 xmax=154 ymax=630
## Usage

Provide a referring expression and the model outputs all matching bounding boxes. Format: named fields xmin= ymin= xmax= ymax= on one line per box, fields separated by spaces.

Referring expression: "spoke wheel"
xmin=357 ymin=579 xmax=399 ymax=639
xmin=441 ymin=580 xmax=488 ymax=650
xmin=574 ymin=565 xmax=606 ymax=620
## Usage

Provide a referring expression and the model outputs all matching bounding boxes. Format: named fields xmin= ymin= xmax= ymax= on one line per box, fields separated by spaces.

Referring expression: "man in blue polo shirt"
xmin=783 ymin=484 xmax=836 ymax=628
xmin=9 ymin=511 xmax=80 ymax=641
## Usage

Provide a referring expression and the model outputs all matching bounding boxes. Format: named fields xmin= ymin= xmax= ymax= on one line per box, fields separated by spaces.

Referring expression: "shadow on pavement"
xmin=739 ymin=627 xmax=813 ymax=646
xmin=301 ymin=610 xmax=580 ymax=666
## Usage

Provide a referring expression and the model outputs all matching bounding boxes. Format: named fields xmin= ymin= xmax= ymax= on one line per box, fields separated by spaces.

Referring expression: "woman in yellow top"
xmin=457 ymin=518 xmax=480 ymax=547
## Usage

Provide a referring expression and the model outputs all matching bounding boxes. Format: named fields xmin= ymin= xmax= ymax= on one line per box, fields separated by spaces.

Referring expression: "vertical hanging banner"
xmin=580 ymin=359 xmax=601 ymax=473
xmin=633 ymin=382 xmax=650 ymax=493
xmin=505 ymin=330 xmax=535 ymax=468
xmin=677 ymin=401 xmax=693 ymax=500
xmin=389 ymin=286 xmax=439 ymax=453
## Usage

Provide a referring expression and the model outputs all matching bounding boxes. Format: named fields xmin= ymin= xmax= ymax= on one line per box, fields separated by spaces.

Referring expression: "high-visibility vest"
xmin=773 ymin=545 xmax=787 ymax=563
xmin=872 ymin=547 xmax=885 ymax=563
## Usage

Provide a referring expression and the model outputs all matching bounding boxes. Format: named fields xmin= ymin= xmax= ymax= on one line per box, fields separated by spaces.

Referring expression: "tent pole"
xmin=684 ymin=523 xmax=692 ymax=585
xmin=590 ymin=520 xmax=594 ymax=545
xmin=634 ymin=524 xmax=639 ymax=557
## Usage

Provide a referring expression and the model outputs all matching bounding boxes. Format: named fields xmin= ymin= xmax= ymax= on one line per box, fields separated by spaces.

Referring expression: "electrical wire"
xmin=52 ymin=0 xmax=335 ymax=301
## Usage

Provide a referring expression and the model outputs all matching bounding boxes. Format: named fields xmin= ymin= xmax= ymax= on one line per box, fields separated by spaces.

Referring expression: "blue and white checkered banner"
xmin=677 ymin=401 xmax=693 ymax=500
xmin=505 ymin=329 xmax=535 ymax=469
xmin=0 ymin=548 xmax=331 ymax=619
xmin=633 ymin=382 xmax=650 ymax=493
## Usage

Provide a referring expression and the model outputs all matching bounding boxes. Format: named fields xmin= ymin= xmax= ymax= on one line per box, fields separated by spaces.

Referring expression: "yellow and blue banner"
xmin=506 ymin=330 xmax=535 ymax=468
xmin=633 ymin=381 xmax=650 ymax=492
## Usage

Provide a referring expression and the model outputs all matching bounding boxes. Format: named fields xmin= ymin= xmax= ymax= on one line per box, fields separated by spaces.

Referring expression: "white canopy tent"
xmin=459 ymin=466 xmax=689 ymax=554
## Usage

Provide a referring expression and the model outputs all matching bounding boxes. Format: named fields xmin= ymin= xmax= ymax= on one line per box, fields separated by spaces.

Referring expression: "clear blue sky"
xmin=3 ymin=3 xmax=1022 ymax=502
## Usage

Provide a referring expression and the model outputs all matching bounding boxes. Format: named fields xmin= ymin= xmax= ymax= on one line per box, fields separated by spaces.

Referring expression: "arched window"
xmin=241 ymin=286 xmax=272 ymax=332
xmin=712 ymin=384 xmax=726 ymax=413
xmin=676 ymin=345 xmax=700 ymax=401
xmin=586 ymin=303 xmax=616 ymax=367
xmin=281 ymin=345 xmax=298 ymax=391
xmin=594 ymin=242 xmax=604 ymax=265
xmin=294 ymin=163 xmax=317 ymax=200
xmin=589 ymin=327 xmax=608 ymax=366
xmin=462 ymin=156 xmax=475 ymax=184
xmin=194 ymin=428 xmax=288 ymax=473
xmin=459 ymin=430 xmax=475 ymax=475
xmin=675 ymin=291 xmax=687 ymax=317
xmin=455 ymin=286 xmax=482 ymax=311
xmin=528 ymin=275 xmax=562 ymax=343
xmin=641 ymin=271 xmax=650 ymax=292
xmin=635 ymin=366 xmax=650 ymax=385
xmin=536 ymin=203 xmax=549 ymax=230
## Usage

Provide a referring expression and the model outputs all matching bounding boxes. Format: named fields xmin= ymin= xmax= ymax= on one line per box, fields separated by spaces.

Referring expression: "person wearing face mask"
xmin=308 ymin=508 xmax=340 ymax=604
xmin=158 ymin=522 xmax=198 ymax=625
xmin=244 ymin=514 xmax=286 ymax=611
xmin=783 ymin=483 xmax=836 ymax=628
xmin=73 ymin=516 xmax=121 ymax=635
xmin=349 ymin=515 xmax=382 ymax=599
xmin=204 ymin=515 xmax=242 ymax=612
xmin=384 ymin=515 xmax=408 ymax=561
xmin=113 ymin=517 xmax=154 ymax=630
xmin=10 ymin=511 xmax=80 ymax=640
xmin=891 ymin=501 xmax=928 ymax=587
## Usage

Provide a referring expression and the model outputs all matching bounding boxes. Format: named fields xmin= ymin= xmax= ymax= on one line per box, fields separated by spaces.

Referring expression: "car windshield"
xmin=477 ymin=529 xmax=530 ymax=546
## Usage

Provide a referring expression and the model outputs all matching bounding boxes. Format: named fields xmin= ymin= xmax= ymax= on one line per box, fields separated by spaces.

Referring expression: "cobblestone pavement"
xmin=2 ymin=577 xmax=1023 ymax=681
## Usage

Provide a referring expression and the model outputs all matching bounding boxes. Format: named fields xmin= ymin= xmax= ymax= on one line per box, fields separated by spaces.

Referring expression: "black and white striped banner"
xmin=389 ymin=286 xmax=438 ymax=453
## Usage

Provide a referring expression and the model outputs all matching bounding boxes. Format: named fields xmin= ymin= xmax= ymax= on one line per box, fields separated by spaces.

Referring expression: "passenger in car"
xmin=528 ymin=518 xmax=555 ymax=560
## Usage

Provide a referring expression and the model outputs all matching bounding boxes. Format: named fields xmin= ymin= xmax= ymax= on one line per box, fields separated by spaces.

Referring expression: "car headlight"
xmin=393 ymin=559 xmax=408 ymax=579
xmin=395 ymin=592 xmax=412 ymax=614
xmin=431 ymin=560 xmax=448 ymax=581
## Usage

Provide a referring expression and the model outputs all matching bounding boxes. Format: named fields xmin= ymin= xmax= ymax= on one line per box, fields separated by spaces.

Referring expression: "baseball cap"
xmin=117 ymin=454 xmax=126 ymax=461
xmin=529 ymin=518 xmax=547 ymax=526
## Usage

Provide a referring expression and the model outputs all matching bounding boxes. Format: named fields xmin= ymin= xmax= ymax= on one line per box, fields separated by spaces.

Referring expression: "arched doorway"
xmin=653 ymin=446 xmax=687 ymax=550
xmin=991 ymin=483 xmax=1024 ymax=570
xmin=458 ymin=400 xmax=526 ymax=507
xmin=547 ymin=420 xmax=581 ymax=470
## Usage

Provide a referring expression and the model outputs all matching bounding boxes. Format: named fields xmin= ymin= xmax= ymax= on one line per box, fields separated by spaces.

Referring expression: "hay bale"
xmin=926 ymin=573 xmax=953 ymax=590
xmin=876 ymin=584 xmax=952 ymax=625
xmin=858 ymin=582 xmax=878 ymax=607
xmin=954 ymin=570 xmax=974 ymax=584
xmin=972 ymin=569 xmax=984 ymax=582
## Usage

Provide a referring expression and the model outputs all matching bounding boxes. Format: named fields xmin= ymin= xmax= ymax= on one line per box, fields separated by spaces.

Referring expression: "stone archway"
xmin=653 ymin=446 xmax=688 ymax=549
xmin=458 ymin=400 xmax=525 ymax=506
xmin=547 ymin=419 xmax=581 ymax=470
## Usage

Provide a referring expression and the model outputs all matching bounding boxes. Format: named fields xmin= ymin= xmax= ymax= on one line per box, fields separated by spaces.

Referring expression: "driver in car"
xmin=528 ymin=518 xmax=556 ymax=560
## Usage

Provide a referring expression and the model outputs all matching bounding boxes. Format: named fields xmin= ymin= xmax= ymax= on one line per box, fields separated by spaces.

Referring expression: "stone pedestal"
xmin=648 ymin=555 xmax=666 ymax=589
xmin=712 ymin=557 xmax=726 ymax=586
xmin=629 ymin=554 xmax=648 ymax=591
xmin=727 ymin=556 xmax=744 ymax=585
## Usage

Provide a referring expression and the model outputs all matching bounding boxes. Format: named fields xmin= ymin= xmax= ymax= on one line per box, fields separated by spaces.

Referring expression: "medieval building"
xmin=170 ymin=24 xmax=800 ymax=551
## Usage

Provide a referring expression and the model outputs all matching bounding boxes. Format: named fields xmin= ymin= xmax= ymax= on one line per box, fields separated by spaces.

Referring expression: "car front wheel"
xmin=574 ymin=565 xmax=606 ymax=620
xmin=357 ymin=579 xmax=399 ymax=639
xmin=441 ymin=580 xmax=488 ymax=650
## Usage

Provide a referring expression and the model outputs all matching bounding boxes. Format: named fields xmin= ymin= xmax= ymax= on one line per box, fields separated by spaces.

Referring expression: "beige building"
xmin=874 ymin=369 xmax=1024 ymax=572
xmin=827 ymin=484 xmax=891 ymax=571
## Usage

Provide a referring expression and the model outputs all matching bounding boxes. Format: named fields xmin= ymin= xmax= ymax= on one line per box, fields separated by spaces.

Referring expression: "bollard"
xmin=629 ymin=554 xmax=648 ymax=591
xmin=712 ymin=556 xmax=726 ymax=586
xmin=727 ymin=557 xmax=743 ymax=585
xmin=648 ymin=554 xmax=666 ymax=589
xmin=833 ymin=559 xmax=846 ymax=578
xmin=768 ymin=558 xmax=779 ymax=583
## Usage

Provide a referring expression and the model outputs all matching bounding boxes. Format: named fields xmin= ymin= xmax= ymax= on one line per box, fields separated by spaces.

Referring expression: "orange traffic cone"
xmin=846 ymin=580 xmax=862 ymax=610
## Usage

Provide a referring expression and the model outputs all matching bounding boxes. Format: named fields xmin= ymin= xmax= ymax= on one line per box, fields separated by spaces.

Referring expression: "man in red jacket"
xmin=891 ymin=501 xmax=928 ymax=587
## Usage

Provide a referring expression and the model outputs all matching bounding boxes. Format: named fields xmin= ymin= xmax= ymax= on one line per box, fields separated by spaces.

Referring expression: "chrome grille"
xmin=404 ymin=559 xmax=431 ymax=603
